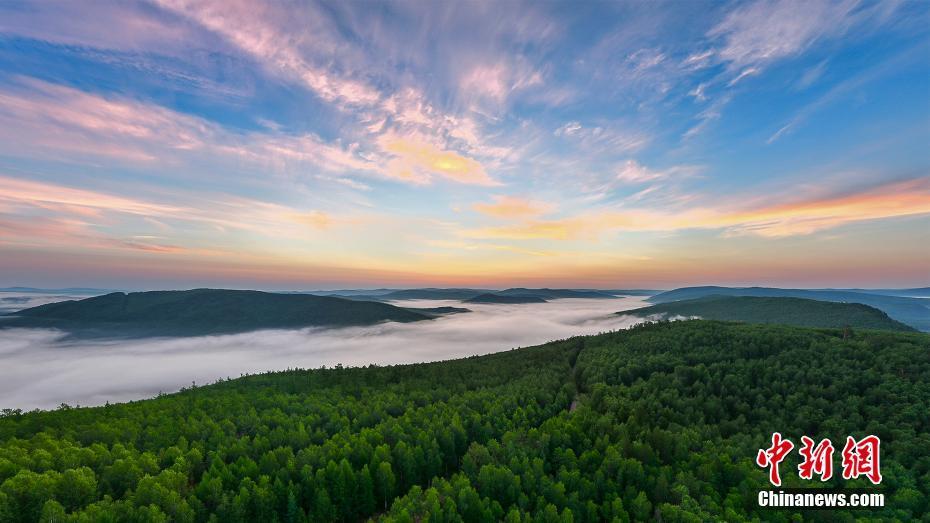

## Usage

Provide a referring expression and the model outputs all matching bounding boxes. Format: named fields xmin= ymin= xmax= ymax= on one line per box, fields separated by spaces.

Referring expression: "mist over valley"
xmin=0 ymin=294 xmax=650 ymax=410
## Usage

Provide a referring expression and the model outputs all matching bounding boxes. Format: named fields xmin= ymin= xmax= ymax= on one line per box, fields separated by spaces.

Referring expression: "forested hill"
xmin=647 ymin=286 xmax=930 ymax=331
xmin=463 ymin=293 xmax=548 ymax=304
xmin=2 ymin=321 xmax=928 ymax=521
xmin=0 ymin=289 xmax=430 ymax=338
xmin=622 ymin=295 xmax=915 ymax=331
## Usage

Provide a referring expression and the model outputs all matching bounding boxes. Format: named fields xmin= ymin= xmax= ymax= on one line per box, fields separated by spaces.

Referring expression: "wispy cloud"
xmin=472 ymin=196 xmax=554 ymax=219
xmin=683 ymin=95 xmax=730 ymax=140
xmin=796 ymin=60 xmax=829 ymax=90
xmin=464 ymin=177 xmax=930 ymax=240
xmin=708 ymin=0 xmax=861 ymax=73
xmin=152 ymin=0 xmax=381 ymax=108
xmin=768 ymin=43 xmax=924 ymax=143
xmin=0 ymin=79 xmax=384 ymax=188
xmin=615 ymin=160 xmax=699 ymax=184
xmin=0 ymin=174 xmax=351 ymax=256
xmin=552 ymin=121 xmax=650 ymax=155
xmin=458 ymin=60 xmax=544 ymax=110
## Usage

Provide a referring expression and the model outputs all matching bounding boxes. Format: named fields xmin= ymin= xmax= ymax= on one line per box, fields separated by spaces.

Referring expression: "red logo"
xmin=756 ymin=432 xmax=794 ymax=486
xmin=841 ymin=435 xmax=882 ymax=485
xmin=798 ymin=436 xmax=834 ymax=481
xmin=757 ymin=433 xmax=881 ymax=486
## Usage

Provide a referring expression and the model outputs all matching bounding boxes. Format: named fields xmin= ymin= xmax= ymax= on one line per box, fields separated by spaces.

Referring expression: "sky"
xmin=0 ymin=0 xmax=927 ymax=290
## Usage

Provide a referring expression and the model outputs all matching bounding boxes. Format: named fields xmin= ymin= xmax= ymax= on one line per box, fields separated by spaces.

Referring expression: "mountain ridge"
xmin=1 ymin=289 xmax=431 ymax=338
xmin=648 ymin=286 xmax=930 ymax=331
xmin=623 ymin=295 xmax=915 ymax=331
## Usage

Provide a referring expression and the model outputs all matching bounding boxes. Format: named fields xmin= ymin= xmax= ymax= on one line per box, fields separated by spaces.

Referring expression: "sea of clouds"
xmin=0 ymin=295 xmax=650 ymax=410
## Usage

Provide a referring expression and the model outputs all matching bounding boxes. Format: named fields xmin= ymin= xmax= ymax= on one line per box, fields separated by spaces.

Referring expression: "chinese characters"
xmin=756 ymin=434 xmax=881 ymax=486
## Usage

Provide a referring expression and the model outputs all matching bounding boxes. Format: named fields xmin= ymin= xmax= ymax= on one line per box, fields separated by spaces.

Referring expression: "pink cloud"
xmin=153 ymin=0 xmax=381 ymax=108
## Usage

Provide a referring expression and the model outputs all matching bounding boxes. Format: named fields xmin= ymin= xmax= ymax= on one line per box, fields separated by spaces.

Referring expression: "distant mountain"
xmin=495 ymin=288 xmax=616 ymax=299
xmin=837 ymin=287 xmax=930 ymax=298
xmin=623 ymin=295 xmax=915 ymax=331
xmin=1 ymin=289 xmax=431 ymax=338
xmin=335 ymin=287 xmax=626 ymax=301
xmin=376 ymin=288 xmax=494 ymax=300
xmin=0 ymin=287 xmax=114 ymax=295
xmin=464 ymin=293 xmax=548 ymax=304
xmin=300 ymin=289 xmax=397 ymax=297
xmin=406 ymin=306 xmax=471 ymax=315
xmin=602 ymin=289 xmax=664 ymax=296
xmin=648 ymin=286 xmax=930 ymax=331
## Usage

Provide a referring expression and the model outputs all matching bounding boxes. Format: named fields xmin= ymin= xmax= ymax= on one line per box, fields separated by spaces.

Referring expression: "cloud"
xmin=682 ymin=49 xmax=715 ymax=70
xmin=552 ymin=121 xmax=649 ymax=155
xmin=0 ymin=1 xmax=195 ymax=53
xmin=688 ymin=83 xmax=708 ymax=102
xmin=615 ymin=160 xmax=674 ymax=184
xmin=152 ymin=0 xmax=382 ymax=108
xmin=796 ymin=60 xmax=829 ymax=90
xmin=378 ymin=133 xmax=498 ymax=186
xmin=554 ymin=121 xmax=582 ymax=136
xmin=472 ymin=196 xmax=554 ymax=219
xmin=290 ymin=211 xmax=333 ymax=230
xmin=0 ymin=297 xmax=650 ymax=410
xmin=464 ymin=177 xmax=930 ymax=240
xmin=0 ymin=291 xmax=97 ymax=315
xmin=721 ymin=177 xmax=930 ymax=237
xmin=572 ymin=160 xmax=702 ymax=203
xmin=377 ymin=88 xmax=515 ymax=163
xmin=0 ymin=78 xmax=377 ymax=182
xmin=0 ymin=176 xmax=182 ymax=217
xmin=0 ymin=78 xmax=207 ymax=162
xmin=683 ymin=96 xmax=730 ymax=140
xmin=767 ymin=44 xmax=921 ymax=143
xmin=458 ymin=61 xmax=543 ymax=108
xmin=727 ymin=67 xmax=760 ymax=86
xmin=464 ymin=219 xmax=593 ymax=241
xmin=0 ymin=174 xmax=347 ymax=255
xmin=149 ymin=0 xmax=536 ymax=169
xmin=708 ymin=0 xmax=860 ymax=72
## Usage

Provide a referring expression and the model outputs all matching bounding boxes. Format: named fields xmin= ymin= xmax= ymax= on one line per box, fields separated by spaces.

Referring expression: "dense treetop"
xmin=1 ymin=321 xmax=928 ymax=521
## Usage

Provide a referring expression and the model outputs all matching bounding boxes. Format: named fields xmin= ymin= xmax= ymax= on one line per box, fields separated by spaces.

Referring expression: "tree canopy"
xmin=1 ymin=320 xmax=927 ymax=521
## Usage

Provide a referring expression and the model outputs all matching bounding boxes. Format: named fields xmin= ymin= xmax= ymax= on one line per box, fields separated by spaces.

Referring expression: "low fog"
xmin=0 ymin=291 xmax=95 ymax=314
xmin=0 ymin=296 xmax=650 ymax=411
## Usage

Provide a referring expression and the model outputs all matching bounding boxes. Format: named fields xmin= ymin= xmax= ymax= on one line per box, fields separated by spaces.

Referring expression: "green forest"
xmin=1 ymin=320 xmax=928 ymax=522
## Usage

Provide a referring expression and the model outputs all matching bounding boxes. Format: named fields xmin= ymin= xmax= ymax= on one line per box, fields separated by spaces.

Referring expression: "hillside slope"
xmin=1 ymin=289 xmax=430 ymax=337
xmin=649 ymin=286 xmax=930 ymax=331
xmin=623 ymin=295 xmax=915 ymax=331
xmin=1 ymin=322 xmax=927 ymax=521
